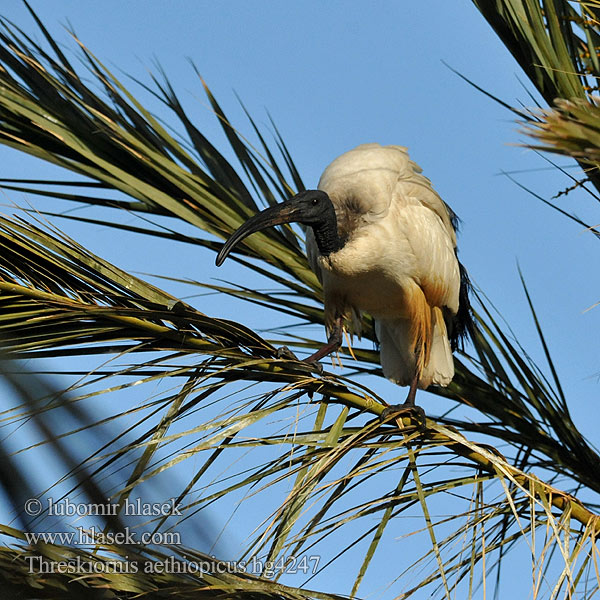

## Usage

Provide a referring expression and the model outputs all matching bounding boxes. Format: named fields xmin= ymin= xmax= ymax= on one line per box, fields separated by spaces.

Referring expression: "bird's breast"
xmin=307 ymin=199 xmax=460 ymax=327
xmin=318 ymin=230 xmax=416 ymax=320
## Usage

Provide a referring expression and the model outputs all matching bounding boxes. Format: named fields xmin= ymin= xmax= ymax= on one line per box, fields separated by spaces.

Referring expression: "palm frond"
xmin=472 ymin=0 xmax=600 ymax=190
xmin=1 ymin=524 xmax=343 ymax=600
xmin=0 ymin=5 xmax=598 ymax=598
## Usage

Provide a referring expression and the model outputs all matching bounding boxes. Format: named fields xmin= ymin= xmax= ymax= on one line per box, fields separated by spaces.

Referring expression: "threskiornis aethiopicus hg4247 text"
xmin=216 ymin=143 xmax=472 ymax=414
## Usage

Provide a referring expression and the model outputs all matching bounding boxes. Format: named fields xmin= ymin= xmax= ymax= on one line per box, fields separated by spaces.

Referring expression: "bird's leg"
xmin=305 ymin=316 xmax=344 ymax=364
xmin=380 ymin=371 xmax=426 ymax=430
xmin=404 ymin=372 xmax=419 ymax=406
xmin=275 ymin=317 xmax=343 ymax=375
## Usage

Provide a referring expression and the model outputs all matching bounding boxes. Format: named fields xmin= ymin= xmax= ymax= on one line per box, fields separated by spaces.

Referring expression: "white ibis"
xmin=216 ymin=143 xmax=472 ymax=410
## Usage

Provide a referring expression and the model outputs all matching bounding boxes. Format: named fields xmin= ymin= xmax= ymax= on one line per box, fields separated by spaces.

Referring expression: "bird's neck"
xmin=311 ymin=207 xmax=344 ymax=256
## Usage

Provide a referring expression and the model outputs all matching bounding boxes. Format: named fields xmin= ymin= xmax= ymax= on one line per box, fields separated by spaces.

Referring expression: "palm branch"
xmin=0 ymin=3 xmax=598 ymax=598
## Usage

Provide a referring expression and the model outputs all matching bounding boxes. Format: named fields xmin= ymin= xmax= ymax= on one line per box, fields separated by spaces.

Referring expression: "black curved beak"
xmin=215 ymin=199 xmax=301 ymax=267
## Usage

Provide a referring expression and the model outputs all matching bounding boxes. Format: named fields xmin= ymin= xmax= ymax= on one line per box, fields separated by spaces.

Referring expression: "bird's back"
xmin=317 ymin=143 xmax=456 ymax=246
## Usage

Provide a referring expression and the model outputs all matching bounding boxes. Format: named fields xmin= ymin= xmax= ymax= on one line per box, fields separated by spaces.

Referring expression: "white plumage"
xmin=305 ymin=143 xmax=462 ymax=389
xmin=216 ymin=142 xmax=469 ymax=399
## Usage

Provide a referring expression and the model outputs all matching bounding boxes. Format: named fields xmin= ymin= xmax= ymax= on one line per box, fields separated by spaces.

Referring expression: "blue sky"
xmin=0 ymin=1 xmax=598 ymax=597
xmin=2 ymin=0 xmax=594 ymax=428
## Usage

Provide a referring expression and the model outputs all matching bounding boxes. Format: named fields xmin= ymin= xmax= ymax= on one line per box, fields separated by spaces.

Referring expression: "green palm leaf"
xmin=0 ymin=4 xmax=598 ymax=598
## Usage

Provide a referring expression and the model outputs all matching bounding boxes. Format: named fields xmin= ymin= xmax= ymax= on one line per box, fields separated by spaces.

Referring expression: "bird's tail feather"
xmin=421 ymin=307 xmax=454 ymax=387
xmin=375 ymin=307 xmax=454 ymax=388
xmin=375 ymin=318 xmax=414 ymax=387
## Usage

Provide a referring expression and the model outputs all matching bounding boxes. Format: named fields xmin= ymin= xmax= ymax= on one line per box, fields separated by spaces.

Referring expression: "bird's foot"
xmin=275 ymin=346 xmax=324 ymax=375
xmin=275 ymin=346 xmax=299 ymax=361
xmin=380 ymin=403 xmax=426 ymax=432
xmin=305 ymin=358 xmax=324 ymax=375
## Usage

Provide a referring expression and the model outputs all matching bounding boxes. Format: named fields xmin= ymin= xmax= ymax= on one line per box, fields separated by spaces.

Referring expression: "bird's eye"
xmin=311 ymin=197 xmax=319 ymax=205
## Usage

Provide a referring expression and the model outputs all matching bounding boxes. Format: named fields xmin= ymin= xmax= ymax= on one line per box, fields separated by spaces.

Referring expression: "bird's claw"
xmin=306 ymin=360 xmax=324 ymax=375
xmin=275 ymin=346 xmax=299 ymax=360
xmin=275 ymin=346 xmax=324 ymax=375
xmin=380 ymin=403 xmax=426 ymax=432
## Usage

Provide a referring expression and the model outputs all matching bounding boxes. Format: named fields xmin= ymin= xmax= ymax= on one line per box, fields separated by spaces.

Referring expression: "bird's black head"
xmin=216 ymin=189 xmax=339 ymax=266
xmin=280 ymin=190 xmax=333 ymax=225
